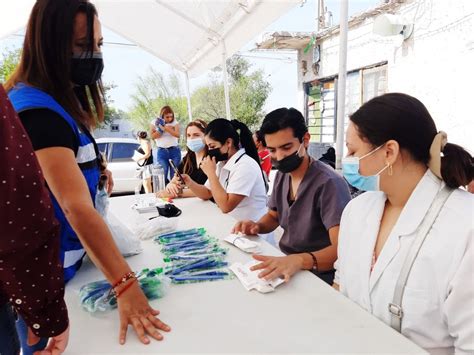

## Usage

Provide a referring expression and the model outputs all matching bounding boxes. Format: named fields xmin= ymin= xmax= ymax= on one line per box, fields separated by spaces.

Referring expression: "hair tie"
xmin=428 ymin=131 xmax=447 ymax=179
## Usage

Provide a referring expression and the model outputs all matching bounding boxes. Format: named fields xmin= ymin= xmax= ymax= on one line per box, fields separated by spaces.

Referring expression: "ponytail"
xmin=230 ymin=120 xmax=260 ymax=166
xmin=206 ymin=118 xmax=260 ymax=165
xmin=441 ymin=143 xmax=474 ymax=189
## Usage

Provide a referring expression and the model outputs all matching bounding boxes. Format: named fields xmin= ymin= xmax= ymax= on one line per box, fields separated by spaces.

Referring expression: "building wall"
xmin=298 ymin=0 xmax=474 ymax=152
xmin=93 ymin=118 xmax=136 ymax=139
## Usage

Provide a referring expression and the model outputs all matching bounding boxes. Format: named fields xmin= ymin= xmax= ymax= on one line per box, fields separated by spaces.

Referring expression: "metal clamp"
xmin=388 ymin=303 xmax=403 ymax=318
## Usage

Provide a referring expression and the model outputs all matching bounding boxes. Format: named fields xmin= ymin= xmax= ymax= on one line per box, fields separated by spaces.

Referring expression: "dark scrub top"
xmin=268 ymin=159 xmax=351 ymax=284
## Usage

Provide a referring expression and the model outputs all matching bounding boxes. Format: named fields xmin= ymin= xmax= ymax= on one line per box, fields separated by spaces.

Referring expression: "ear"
xmin=384 ymin=139 xmax=400 ymax=165
xmin=303 ymin=132 xmax=311 ymax=148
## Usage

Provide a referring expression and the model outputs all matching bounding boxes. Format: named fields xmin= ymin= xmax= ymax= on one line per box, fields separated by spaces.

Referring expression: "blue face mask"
xmin=187 ymin=138 xmax=205 ymax=153
xmin=342 ymin=145 xmax=388 ymax=191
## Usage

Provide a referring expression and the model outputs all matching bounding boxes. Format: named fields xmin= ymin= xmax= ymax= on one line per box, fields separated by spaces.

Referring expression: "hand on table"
xmin=164 ymin=182 xmax=182 ymax=198
xmin=117 ymin=282 xmax=170 ymax=345
xmin=250 ymin=254 xmax=304 ymax=283
xmin=232 ymin=220 xmax=260 ymax=235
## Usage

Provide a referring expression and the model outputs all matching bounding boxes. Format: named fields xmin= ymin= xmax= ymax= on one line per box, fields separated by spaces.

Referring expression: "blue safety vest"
xmin=9 ymin=84 xmax=100 ymax=282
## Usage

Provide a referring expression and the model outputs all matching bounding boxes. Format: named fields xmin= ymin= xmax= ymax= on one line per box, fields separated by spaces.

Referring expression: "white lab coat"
xmin=335 ymin=170 xmax=474 ymax=354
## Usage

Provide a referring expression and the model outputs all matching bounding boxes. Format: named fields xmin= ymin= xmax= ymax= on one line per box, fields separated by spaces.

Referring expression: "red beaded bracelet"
xmin=112 ymin=271 xmax=136 ymax=289
xmin=115 ymin=278 xmax=137 ymax=298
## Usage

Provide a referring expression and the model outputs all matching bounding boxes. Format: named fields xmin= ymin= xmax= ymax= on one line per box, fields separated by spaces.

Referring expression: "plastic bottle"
xmin=151 ymin=164 xmax=165 ymax=193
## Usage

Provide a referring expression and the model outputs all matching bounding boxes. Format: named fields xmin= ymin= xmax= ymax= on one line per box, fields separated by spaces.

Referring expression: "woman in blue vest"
xmin=5 ymin=0 xmax=170 ymax=352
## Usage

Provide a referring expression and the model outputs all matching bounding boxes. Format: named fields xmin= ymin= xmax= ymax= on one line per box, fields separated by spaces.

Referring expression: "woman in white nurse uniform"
xmin=334 ymin=93 xmax=473 ymax=354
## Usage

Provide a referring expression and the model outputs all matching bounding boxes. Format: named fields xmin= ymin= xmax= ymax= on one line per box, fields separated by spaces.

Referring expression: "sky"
xmin=0 ymin=0 xmax=380 ymax=115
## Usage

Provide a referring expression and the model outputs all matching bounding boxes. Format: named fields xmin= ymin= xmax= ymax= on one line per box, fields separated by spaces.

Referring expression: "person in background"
xmin=253 ymin=130 xmax=271 ymax=178
xmin=334 ymin=93 xmax=473 ymax=353
xmin=318 ymin=147 xmax=335 ymax=169
xmin=136 ymin=131 xmax=153 ymax=193
xmin=5 ymin=0 xmax=170 ymax=351
xmin=160 ymin=119 xmax=208 ymax=198
xmin=150 ymin=105 xmax=181 ymax=183
xmin=0 ymin=85 xmax=69 ymax=355
xmin=233 ymin=108 xmax=351 ymax=284
xmin=181 ymin=118 xmax=268 ymax=222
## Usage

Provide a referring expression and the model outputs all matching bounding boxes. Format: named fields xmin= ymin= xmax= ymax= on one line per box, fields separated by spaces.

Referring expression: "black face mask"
xmin=71 ymin=52 xmax=104 ymax=86
xmin=272 ymin=143 xmax=304 ymax=173
xmin=208 ymin=146 xmax=229 ymax=162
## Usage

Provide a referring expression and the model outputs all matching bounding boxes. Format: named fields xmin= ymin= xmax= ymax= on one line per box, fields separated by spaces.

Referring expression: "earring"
xmin=388 ymin=164 xmax=393 ymax=176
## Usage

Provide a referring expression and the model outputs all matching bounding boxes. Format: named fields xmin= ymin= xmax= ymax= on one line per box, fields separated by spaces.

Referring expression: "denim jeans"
xmin=0 ymin=303 xmax=20 ymax=355
xmin=15 ymin=315 xmax=48 ymax=355
xmin=156 ymin=146 xmax=181 ymax=183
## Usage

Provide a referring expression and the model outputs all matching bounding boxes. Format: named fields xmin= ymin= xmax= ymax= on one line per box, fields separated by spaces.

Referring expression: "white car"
xmin=96 ymin=137 xmax=142 ymax=193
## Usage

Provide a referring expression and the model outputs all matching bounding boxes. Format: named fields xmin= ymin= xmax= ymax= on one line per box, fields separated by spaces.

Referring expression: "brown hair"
xmin=159 ymin=105 xmax=175 ymax=121
xmin=351 ymin=93 xmax=473 ymax=188
xmin=182 ymin=119 xmax=208 ymax=175
xmin=4 ymin=0 xmax=104 ymax=128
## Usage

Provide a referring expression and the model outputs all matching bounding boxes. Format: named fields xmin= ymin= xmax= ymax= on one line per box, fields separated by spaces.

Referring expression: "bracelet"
xmin=115 ymin=278 xmax=137 ymax=298
xmin=306 ymin=252 xmax=318 ymax=272
xmin=112 ymin=271 xmax=136 ymax=289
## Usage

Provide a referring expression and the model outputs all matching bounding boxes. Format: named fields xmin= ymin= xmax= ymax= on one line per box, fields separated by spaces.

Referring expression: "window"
xmin=110 ymin=143 xmax=139 ymax=162
xmin=97 ymin=143 xmax=109 ymax=162
xmin=97 ymin=143 xmax=108 ymax=154
xmin=110 ymin=124 xmax=120 ymax=132
xmin=306 ymin=80 xmax=336 ymax=143
xmin=304 ymin=62 xmax=387 ymax=145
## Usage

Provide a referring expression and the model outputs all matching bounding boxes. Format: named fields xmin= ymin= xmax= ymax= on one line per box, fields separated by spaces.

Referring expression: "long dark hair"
xmin=182 ymin=119 xmax=208 ymax=175
xmin=205 ymin=118 xmax=260 ymax=165
xmin=350 ymin=93 xmax=473 ymax=188
xmin=5 ymin=0 xmax=104 ymax=128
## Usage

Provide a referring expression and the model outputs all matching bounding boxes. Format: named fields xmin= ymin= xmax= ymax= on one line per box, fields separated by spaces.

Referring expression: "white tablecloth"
xmin=64 ymin=195 xmax=426 ymax=354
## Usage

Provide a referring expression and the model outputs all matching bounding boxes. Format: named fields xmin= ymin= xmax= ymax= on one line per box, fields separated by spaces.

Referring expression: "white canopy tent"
xmin=1 ymin=0 xmax=300 ymax=119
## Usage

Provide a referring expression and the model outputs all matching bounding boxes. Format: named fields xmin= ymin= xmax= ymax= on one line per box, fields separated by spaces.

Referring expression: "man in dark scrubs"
xmin=233 ymin=108 xmax=351 ymax=284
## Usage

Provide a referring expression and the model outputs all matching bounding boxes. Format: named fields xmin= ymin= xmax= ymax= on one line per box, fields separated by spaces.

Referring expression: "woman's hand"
xmin=250 ymin=254 xmax=304 ymax=283
xmin=32 ymin=325 xmax=70 ymax=355
xmin=200 ymin=156 xmax=217 ymax=177
xmin=179 ymin=174 xmax=194 ymax=187
xmin=117 ymin=282 xmax=171 ymax=345
xmin=103 ymin=168 xmax=114 ymax=195
xmin=164 ymin=182 xmax=182 ymax=198
xmin=170 ymin=174 xmax=185 ymax=187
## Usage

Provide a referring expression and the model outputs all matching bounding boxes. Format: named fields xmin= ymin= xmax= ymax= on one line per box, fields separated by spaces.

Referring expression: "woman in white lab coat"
xmin=334 ymin=93 xmax=473 ymax=354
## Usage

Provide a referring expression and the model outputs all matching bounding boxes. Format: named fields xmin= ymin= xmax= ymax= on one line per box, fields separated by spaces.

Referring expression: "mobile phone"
xmin=169 ymin=159 xmax=184 ymax=184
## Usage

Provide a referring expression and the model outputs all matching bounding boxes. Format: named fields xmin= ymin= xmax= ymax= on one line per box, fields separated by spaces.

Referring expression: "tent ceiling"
xmin=1 ymin=0 xmax=300 ymax=77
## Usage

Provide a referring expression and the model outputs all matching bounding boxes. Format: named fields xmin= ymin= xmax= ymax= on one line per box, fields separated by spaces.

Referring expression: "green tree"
xmin=192 ymin=56 xmax=271 ymax=129
xmin=128 ymin=68 xmax=188 ymax=131
xmin=0 ymin=48 xmax=21 ymax=83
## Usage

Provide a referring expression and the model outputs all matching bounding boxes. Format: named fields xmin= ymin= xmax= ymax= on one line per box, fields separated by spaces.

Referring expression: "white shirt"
xmin=335 ymin=170 xmax=474 ymax=354
xmin=151 ymin=119 xmax=179 ymax=148
xmin=205 ymin=149 xmax=267 ymax=222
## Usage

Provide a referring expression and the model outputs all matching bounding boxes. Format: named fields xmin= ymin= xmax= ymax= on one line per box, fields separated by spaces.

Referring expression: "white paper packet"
xmin=229 ymin=260 xmax=284 ymax=293
xmin=224 ymin=233 xmax=261 ymax=253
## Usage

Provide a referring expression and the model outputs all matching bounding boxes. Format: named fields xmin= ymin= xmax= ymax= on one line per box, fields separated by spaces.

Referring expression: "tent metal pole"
xmin=184 ymin=71 xmax=193 ymax=121
xmin=335 ymin=0 xmax=348 ymax=170
xmin=222 ymin=41 xmax=231 ymax=120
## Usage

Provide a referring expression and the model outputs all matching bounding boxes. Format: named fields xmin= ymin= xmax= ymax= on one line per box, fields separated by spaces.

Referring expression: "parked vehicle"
xmin=96 ymin=137 xmax=142 ymax=193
